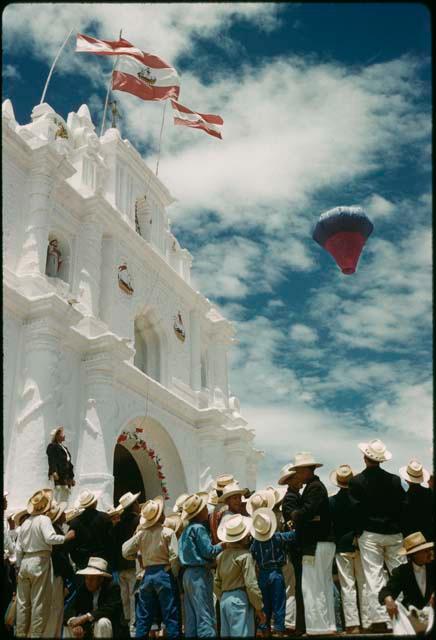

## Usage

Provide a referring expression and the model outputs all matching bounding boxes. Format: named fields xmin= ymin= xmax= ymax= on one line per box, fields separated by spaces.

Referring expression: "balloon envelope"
xmin=312 ymin=206 xmax=374 ymax=274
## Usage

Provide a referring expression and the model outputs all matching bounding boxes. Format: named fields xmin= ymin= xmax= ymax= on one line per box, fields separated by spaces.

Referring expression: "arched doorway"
xmin=113 ymin=444 xmax=146 ymax=505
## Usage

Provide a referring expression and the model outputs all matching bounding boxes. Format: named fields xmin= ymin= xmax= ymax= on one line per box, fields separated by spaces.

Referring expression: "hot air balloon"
xmin=312 ymin=206 xmax=374 ymax=274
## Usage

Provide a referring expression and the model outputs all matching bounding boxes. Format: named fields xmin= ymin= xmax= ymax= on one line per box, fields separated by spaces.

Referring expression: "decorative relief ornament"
xmin=117 ymin=428 xmax=169 ymax=500
xmin=173 ymin=311 xmax=186 ymax=342
xmin=118 ymin=263 xmax=134 ymax=295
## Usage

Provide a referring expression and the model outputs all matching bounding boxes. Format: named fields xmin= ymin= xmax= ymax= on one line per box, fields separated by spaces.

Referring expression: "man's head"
xmin=287 ymin=474 xmax=303 ymax=492
xmin=226 ymin=493 xmax=243 ymax=514
xmin=294 ymin=466 xmax=316 ymax=485
xmin=359 ymin=439 xmax=391 ymax=467
xmin=400 ymin=532 xmax=434 ymax=565
xmin=84 ymin=574 xmax=105 ymax=592
xmin=193 ymin=504 xmax=209 ymax=523
xmin=56 ymin=428 xmax=65 ymax=443
xmin=3 ymin=492 xmax=8 ymax=510
xmin=363 ymin=454 xmax=379 ymax=468
xmin=410 ymin=547 xmax=434 ymax=566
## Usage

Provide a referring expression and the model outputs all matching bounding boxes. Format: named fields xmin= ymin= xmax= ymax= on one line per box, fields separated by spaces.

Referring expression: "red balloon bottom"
xmin=324 ymin=231 xmax=367 ymax=274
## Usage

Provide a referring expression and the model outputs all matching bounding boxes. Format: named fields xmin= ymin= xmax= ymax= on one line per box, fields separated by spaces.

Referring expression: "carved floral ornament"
xmin=117 ymin=427 xmax=170 ymax=501
xmin=173 ymin=311 xmax=186 ymax=343
xmin=118 ymin=263 xmax=134 ymax=295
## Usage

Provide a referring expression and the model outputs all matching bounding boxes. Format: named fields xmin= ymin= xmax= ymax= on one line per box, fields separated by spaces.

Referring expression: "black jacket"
xmin=329 ymin=489 xmax=359 ymax=552
xmin=66 ymin=579 xmax=128 ymax=638
xmin=113 ymin=509 xmax=140 ymax=571
xmin=379 ymin=561 xmax=434 ymax=609
xmin=401 ymin=485 xmax=434 ymax=542
xmin=52 ymin=522 xmax=76 ymax=582
xmin=348 ymin=466 xmax=405 ymax=535
xmin=46 ymin=442 xmax=75 ymax=486
xmin=66 ymin=508 xmax=114 ymax=570
xmin=291 ymin=475 xmax=334 ymax=555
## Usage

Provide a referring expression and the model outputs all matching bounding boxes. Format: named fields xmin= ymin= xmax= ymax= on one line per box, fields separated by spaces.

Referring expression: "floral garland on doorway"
xmin=117 ymin=428 xmax=170 ymax=501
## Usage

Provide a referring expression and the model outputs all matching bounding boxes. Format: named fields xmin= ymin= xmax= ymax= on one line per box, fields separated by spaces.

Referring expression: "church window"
xmin=134 ymin=315 xmax=161 ymax=383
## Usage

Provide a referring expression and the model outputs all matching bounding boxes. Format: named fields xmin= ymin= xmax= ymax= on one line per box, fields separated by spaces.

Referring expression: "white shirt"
xmin=15 ymin=514 xmax=65 ymax=566
xmin=60 ymin=443 xmax=71 ymax=462
xmin=412 ymin=561 xmax=426 ymax=597
xmin=92 ymin=589 xmax=101 ymax=610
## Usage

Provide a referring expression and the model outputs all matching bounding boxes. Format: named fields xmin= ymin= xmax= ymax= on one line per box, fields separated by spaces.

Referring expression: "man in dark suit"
xmin=379 ymin=532 xmax=434 ymax=628
xmin=399 ymin=459 xmax=434 ymax=542
xmin=47 ymin=426 xmax=75 ymax=503
xmin=65 ymin=557 xmax=128 ymax=638
xmin=348 ymin=438 xmax=406 ymax=633
xmin=289 ymin=452 xmax=336 ymax=635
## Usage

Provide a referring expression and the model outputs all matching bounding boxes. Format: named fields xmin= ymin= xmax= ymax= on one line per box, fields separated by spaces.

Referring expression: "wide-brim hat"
xmin=212 ymin=474 xmax=235 ymax=492
xmin=48 ymin=501 xmax=67 ymax=524
xmin=399 ymin=460 xmax=430 ymax=485
xmin=358 ymin=439 xmax=392 ymax=462
xmin=289 ymin=452 xmax=323 ymax=470
xmin=251 ymin=507 xmax=277 ymax=541
xmin=50 ymin=426 xmax=64 ymax=441
xmin=219 ymin=482 xmax=249 ymax=504
xmin=208 ymin=489 xmax=219 ymax=506
xmin=172 ymin=493 xmax=189 ymax=514
xmin=27 ymin=488 xmax=53 ymax=515
xmin=65 ymin=507 xmax=84 ymax=523
xmin=278 ymin=464 xmax=297 ymax=485
xmin=78 ymin=489 xmax=98 ymax=509
xmin=76 ymin=556 xmax=111 ymax=578
xmin=139 ymin=496 xmax=164 ymax=528
xmin=265 ymin=485 xmax=287 ymax=506
xmin=399 ymin=532 xmax=434 ymax=556
xmin=181 ymin=492 xmax=209 ymax=521
xmin=107 ymin=506 xmax=124 ymax=519
xmin=329 ymin=464 xmax=355 ymax=488
xmin=246 ymin=490 xmax=275 ymax=515
xmin=12 ymin=508 xmax=29 ymax=527
xmin=218 ymin=514 xmax=252 ymax=543
xmin=117 ymin=491 xmax=141 ymax=511
xmin=164 ymin=513 xmax=183 ymax=535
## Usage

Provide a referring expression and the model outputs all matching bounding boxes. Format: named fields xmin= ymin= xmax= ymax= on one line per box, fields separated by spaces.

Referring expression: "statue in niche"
xmin=174 ymin=311 xmax=186 ymax=342
xmin=54 ymin=120 xmax=68 ymax=140
xmin=109 ymin=99 xmax=122 ymax=129
xmin=45 ymin=239 xmax=63 ymax=277
xmin=118 ymin=263 xmax=134 ymax=295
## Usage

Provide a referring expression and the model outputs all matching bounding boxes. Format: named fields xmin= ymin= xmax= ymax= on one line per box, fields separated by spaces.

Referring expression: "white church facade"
xmin=2 ymin=98 xmax=261 ymax=512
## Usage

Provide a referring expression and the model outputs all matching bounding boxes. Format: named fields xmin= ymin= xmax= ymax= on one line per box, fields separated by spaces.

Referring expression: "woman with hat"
xmin=348 ymin=439 xmax=407 ymax=633
xmin=399 ymin=459 xmax=434 ymax=542
xmin=329 ymin=464 xmax=370 ymax=634
xmin=121 ymin=496 xmax=180 ymax=638
xmin=46 ymin=426 xmax=75 ymax=504
xmin=15 ymin=488 xmax=75 ymax=637
xmin=178 ymin=492 xmax=227 ymax=637
xmin=214 ymin=514 xmax=266 ymax=636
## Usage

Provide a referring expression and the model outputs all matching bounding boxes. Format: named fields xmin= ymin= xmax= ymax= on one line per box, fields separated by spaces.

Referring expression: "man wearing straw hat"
xmin=348 ymin=438 xmax=406 ymax=632
xmin=288 ymin=452 xmax=336 ymax=636
xmin=15 ymin=488 xmax=75 ymax=637
xmin=65 ymin=557 xmax=127 ymax=638
xmin=399 ymin=459 xmax=434 ymax=542
xmin=46 ymin=426 xmax=75 ymax=504
xmin=379 ymin=532 xmax=434 ymax=633
xmin=329 ymin=464 xmax=370 ymax=634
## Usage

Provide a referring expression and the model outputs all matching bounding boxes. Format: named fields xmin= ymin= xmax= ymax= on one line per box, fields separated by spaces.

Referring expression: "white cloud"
xmin=3 ymin=64 xmax=21 ymax=80
xmin=364 ymin=193 xmax=396 ymax=220
xmin=289 ymin=323 xmax=318 ymax=344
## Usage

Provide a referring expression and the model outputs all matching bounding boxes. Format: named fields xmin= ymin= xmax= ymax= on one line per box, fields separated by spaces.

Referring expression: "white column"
xmin=225 ymin=438 xmax=251 ymax=489
xmin=198 ymin=426 xmax=227 ymax=490
xmin=208 ymin=340 xmax=229 ymax=406
xmin=190 ymin=309 xmax=202 ymax=392
xmin=77 ymin=215 xmax=103 ymax=317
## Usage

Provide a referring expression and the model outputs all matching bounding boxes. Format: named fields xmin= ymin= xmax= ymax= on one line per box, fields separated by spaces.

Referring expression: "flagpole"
xmin=155 ymin=100 xmax=168 ymax=177
xmin=100 ymin=29 xmax=123 ymax=137
xmin=40 ymin=27 xmax=75 ymax=104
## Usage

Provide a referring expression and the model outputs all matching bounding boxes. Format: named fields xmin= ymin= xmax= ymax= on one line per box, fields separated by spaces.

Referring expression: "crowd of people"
xmin=3 ymin=435 xmax=434 ymax=638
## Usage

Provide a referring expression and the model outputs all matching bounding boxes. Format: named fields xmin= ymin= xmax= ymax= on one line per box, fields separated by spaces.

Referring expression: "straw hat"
xmin=107 ymin=506 xmax=123 ymax=519
xmin=172 ymin=493 xmax=189 ymax=514
xmin=76 ymin=557 xmax=112 ymax=578
xmin=212 ymin=474 xmax=235 ymax=492
xmin=27 ymin=488 xmax=53 ymax=515
xmin=65 ymin=507 xmax=84 ymax=523
xmin=139 ymin=496 xmax=164 ymax=528
xmin=12 ymin=508 xmax=29 ymax=527
xmin=358 ymin=439 xmax=392 ymax=462
xmin=278 ymin=463 xmax=297 ymax=485
xmin=399 ymin=459 xmax=430 ymax=485
xmin=251 ymin=507 xmax=277 ymax=541
xmin=78 ymin=489 xmax=98 ymax=509
xmin=217 ymin=514 xmax=252 ymax=543
xmin=208 ymin=489 xmax=219 ymax=506
xmin=48 ymin=501 xmax=67 ymax=524
xmin=329 ymin=464 xmax=355 ymax=488
xmin=265 ymin=485 xmax=287 ymax=506
xmin=50 ymin=426 xmax=64 ymax=441
xmin=181 ymin=493 xmax=209 ymax=521
xmin=164 ymin=513 xmax=183 ymax=535
xmin=289 ymin=452 xmax=323 ymax=470
xmin=398 ymin=532 xmax=434 ymax=556
xmin=219 ymin=482 xmax=248 ymax=503
xmin=117 ymin=491 xmax=141 ymax=511
xmin=246 ymin=490 xmax=275 ymax=516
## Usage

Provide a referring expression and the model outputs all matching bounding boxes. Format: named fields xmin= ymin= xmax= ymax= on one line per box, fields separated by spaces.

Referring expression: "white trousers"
xmin=282 ymin=560 xmax=296 ymax=629
xmin=42 ymin=574 xmax=64 ymax=638
xmin=16 ymin=553 xmax=53 ymax=638
xmin=54 ymin=485 xmax=71 ymax=504
xmin=119 ymin=568 xmax=137 ymax=635
xmin=336 ymin=551 xmax=370 ymax=629
xmin=358 ymin=530 xmax=406 ymax=625
xmin=64 ymin=618 xmax=113 ymax=638
xmin=302 ymin=542 xmax=336 ymax=635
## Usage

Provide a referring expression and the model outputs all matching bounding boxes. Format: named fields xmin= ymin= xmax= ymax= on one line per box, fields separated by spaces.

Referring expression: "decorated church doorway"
xmin=113 ymin=444 xmax=146 ymax=505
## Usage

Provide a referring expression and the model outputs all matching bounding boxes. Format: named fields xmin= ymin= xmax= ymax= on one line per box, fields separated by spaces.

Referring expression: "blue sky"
xmin=3 ymin=3 xmax=432 ymax=489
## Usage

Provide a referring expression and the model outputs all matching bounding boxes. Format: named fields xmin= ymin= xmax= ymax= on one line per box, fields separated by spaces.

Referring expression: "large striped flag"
xmin=76 ymin=33 xmax=180 ymax=101
xmin=170 ymin=100 xmax=223 ymax=139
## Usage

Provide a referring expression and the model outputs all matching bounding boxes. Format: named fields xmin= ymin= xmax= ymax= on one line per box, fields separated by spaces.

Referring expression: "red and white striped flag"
xmin=170 ymin=100 xmax=223 ymax=139
xmin=76 ymin=33 xmax=180 ymax=101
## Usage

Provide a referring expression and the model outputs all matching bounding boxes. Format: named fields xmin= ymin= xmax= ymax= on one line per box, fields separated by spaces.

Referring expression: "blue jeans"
xmin=136 ymin=565 xmax=179 ymax=638
xmin=258 ymin=567 xmax=286 ymax=632
xmin=183 ymin=566 xmax=216 ymax=637
xmin=220 ymin=589 xmax=255 ymax=637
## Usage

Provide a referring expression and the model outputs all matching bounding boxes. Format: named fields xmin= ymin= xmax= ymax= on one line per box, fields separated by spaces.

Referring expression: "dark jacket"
xmin=329 ymin=489 xmax=359 ymax=553
xmin=401 ymin=485 xmax=434 ymax=541
xmin=348 ymin=466 xmax=405 ymax=535
xmin=66 ymin=579 xmax=128 ymax=638
xmin=46 ymin=442 xmax=75 ymax=486
xmin=379 ymin=561 xmax=434 ymax=609
xmin=291 ymin=475 xmax=334 ymax=555
xmin=113 ymin=509 xmax=140 ymax=571
xmin=66 ymin=508 xmax=114 ymax=570
xmin=52 ymin=522 xmax=76 ymax=583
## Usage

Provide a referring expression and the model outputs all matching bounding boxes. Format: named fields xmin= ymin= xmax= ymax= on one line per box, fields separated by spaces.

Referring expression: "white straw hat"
xmin=181 ymin=493 xmax=208 ymax=521
xmin=219 ymin=482 xmax=248 ymax=503
xmin=217 ymin=514 xmax=252 ymax=543
xmin=65 ymin=507 xmax=84 ymax=523
xmin=117 ymin=491 xmax=141 ymax=511
xmin=76 ymin=557 xmax=112 ymax=578
xmin=27 ymin=488 xmax=53 ymax=515
xmin=358 ymin=439 xmax=392 ymax=462
xmin=139 ymin=496 xmax=164 ymax=528
xmin=399 ymin=459 xmax=430 ymax=485
xmin=12 ymin=508 xmax=29 ymax=527
xmin=251 ymin=507 xmax=277 ymax=541
xmin=78 ymin=489 xmax=98 ymax=509
xmin=265 ymin=485 xmax=287 ymax=506
xmin=329 ymin=464 xmax=355 ymax=488
xmin=172 ymin=493 xmax=189 ymax=514
xmin=278 ymin=463 xmax=297 ymax=485
xmin=398 ymin=532 xmax=434 ymax=556
xmin=48 ymin=500 xmax=67 ymax=524
xmin=246 ymin=490 xmax=275 ymax=516
xmin=164 ymin=513 xmax=183 ymax=535
xmin=212 ymin=474 xmax=235 ymax=492
xmin=289 ymin=452 xmax=323 ymax=470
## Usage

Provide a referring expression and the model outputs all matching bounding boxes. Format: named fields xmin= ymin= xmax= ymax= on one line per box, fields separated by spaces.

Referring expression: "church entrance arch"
xmin=113 ymin=416 xmax=187 ymax=508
